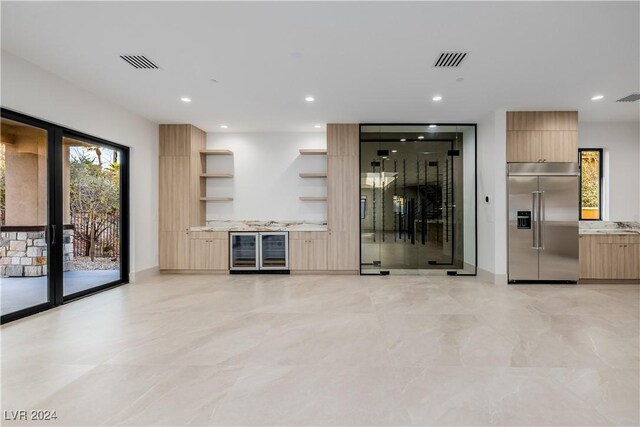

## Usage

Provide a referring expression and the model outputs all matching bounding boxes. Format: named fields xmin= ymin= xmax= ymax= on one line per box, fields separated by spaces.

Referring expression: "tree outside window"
xmin=579 ymin=149 xmax=602 ymax=220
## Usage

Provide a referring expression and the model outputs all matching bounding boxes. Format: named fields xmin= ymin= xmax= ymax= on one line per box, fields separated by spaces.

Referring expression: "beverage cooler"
xmin=229 ymin=232 xmax=289 ymax=273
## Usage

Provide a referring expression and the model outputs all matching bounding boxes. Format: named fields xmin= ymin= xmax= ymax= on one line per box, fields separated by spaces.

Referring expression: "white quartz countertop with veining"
xmin=579 ymin=221 xmax=640 ymax=235
xmin=190 ymin=220 xmax=327 ymax=232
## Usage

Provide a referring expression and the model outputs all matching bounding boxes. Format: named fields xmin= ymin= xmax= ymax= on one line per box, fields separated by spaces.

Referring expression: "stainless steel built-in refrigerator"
xmin=507 ymin=163 xmax=579 ymax=283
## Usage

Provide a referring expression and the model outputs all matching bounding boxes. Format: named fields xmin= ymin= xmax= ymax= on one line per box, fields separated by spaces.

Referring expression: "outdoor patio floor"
xmin=1 ymin=270 xmax=120 ymax=316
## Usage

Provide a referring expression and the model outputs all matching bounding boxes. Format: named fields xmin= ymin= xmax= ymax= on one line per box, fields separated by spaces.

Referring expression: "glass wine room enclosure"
xmin=360 ymin=124 xmax=476 ymax=275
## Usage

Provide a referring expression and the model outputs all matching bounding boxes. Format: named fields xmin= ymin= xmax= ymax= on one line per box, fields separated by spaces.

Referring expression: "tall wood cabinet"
xmin=506 ymin=111 xmax=578 ymax=162
xmin=159 ymin=124 xmax=230 ymax=272
xmin=326 ymin=124 xmax=360 ymax=272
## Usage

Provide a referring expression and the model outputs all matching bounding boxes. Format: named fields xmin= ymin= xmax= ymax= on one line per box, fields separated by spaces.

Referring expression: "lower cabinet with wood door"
xmin=289 ymin=232 xmax=328 ymax=271
xmin=579 ymin=234 xmax=640 ymax=281
xmin=189 ymin=231 xmax=229 ymax=271
xmin=159 ymin=231 xmax=190 ymax=270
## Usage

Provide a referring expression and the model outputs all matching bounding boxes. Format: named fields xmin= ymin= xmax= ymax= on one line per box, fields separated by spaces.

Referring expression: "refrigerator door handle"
xmin=539 ymin=190 xmax=545 ymax=250
xmin=531 ymin=191 xmax=538 ymax=249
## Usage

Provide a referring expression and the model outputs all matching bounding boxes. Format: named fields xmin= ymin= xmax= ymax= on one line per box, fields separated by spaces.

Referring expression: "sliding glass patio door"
xmin=0 ymin=109 xmax=129 ymax=323
xmin=0 ymin=115 xmax=55 ymax=319
xmin=62 ymin=133 xmax=127 ymax=299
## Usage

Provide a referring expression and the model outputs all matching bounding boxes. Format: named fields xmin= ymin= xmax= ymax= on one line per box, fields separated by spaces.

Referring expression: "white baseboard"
xmin=130 ymin=265 xmax=159 ymax=282
xmin=477 ymin=267 xmax=507 ymax=285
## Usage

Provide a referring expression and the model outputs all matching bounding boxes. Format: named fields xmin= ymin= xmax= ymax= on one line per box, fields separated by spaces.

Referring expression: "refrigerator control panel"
xmin=517 ymin=211 xmax=531 ymax=229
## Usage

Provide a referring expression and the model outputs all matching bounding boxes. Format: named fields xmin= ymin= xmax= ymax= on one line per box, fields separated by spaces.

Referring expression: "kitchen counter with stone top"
xmin=579 ymin=221 xmax=640 ymax=235
xmin=190 ymin=220 xmax=327 ymax=232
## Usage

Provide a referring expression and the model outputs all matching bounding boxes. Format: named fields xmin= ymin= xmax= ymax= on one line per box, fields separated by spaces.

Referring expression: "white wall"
xmin=579 ymin=122 xmax=640 ymax=222
xmin=476 ymin=110 xmax=507 ymax=282
xmin=1 ymin=50 xmax=159 ymax=277
xmin=206 ymin=132 xmax=327 ymax=222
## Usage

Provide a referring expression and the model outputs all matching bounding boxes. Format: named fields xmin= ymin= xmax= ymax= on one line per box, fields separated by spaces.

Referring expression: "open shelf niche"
xmin=199 ymin=149 xmax=234 ymax=206
xmin=298 ymin=147 xmax=327 ymax=201
xmin=299 ymin=148 xmax=327 ymax=155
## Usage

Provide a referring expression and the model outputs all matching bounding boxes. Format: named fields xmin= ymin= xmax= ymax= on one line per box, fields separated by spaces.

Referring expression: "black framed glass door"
xmin=62 ymin=132 xmax=126 ymax=299
xmin=1 ymin=108 xmax=129 ymax=323
xmin=359 ymin=124 xmax=477 ymax=276
xmin=0 ymin=115 xmax=55 ymax=319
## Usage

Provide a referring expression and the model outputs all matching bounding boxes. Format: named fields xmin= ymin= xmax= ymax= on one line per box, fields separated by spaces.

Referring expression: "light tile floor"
xmin=1 ymin=274 xmax=638 ymax=426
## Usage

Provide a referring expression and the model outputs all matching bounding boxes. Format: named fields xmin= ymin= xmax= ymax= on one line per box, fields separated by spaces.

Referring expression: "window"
xmin=579 ymin=148 xmax=602 ymax=220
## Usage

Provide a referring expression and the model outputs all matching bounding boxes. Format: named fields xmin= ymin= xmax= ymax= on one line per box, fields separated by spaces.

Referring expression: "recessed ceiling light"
xmin=220 ymin=125 xmax=228 ymax=129
xmin=391 ymin=150 xmax=398 ymax=153
xmin=432 ymin=95 xmax=443 ymax=102
xmin=180 ymin=97 xmax=191 ymax=103
xmin=429 ymin=124 xmax=437 ymax=128
xmin=400 ymin=138 xmax=406 ymax=142
xmin=314 ymin=124 xmax=322 ymax=129
xmin=418 ymin=135 xmax=425 ymax=140
xmin=305 ymin=96 xmax=315 ymax=102
xmin=209 ymin=78 xmax=218 ymax=83
xmin=591 ymin=95 xmax=604 ymax=101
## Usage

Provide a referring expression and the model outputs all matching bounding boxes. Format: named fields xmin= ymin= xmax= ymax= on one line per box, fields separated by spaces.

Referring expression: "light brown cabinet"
xmin=506 ymin=111 xmax=578 ymax=163
xmin=159 ymin=124 xmax=208 ymax=272
xmin=159 ymin=156 xmax=190 ymax=231
xmin=579 ymin=234 xmax=640 ymax=280
xmin=189 ymin=236 xmax=228 ymax=270
xmin=159 ymin=231 xmax=190 ymax=270
xmin=327 ymin=231 xmax=359 ymax=271
xmin=326 ymin=124 xmax=359 ymax=272
xmin=289 ymin=232 xmax=327 ymax=271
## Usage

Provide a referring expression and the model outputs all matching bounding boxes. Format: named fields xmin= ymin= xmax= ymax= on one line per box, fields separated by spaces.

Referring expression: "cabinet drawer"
xmin=289 ymin=231 xmax=328 ymax=240
xmin=190 ymin=231 xmax=228 ymax=240
xmin=595 ymin=234 xmax=640 ymax=245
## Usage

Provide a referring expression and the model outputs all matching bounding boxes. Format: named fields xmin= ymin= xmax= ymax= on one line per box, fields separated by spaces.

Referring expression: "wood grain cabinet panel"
xmin=579 ymin=235 xmax=640 ymax=280
xmin=159 ymin=124 xmax=191 ymax=156
xmin=190 ymin=231 xmax=228 ymax=240
xmin=327 ymin=231 xmax=359 ymax=271
xmin=540 ymin=131 xmax=577 ymax=162
xmin=189 ymin=237 xmax=229 ymax=270
xmin=290 ymin=238 xmax=328 ymax=271
xmin=327 ymin=156 xmax=359 ymax=232
xmin=507 ymin=111 xmax=578 ymax=131
xmin=506 ymin=111 xmax=578 ymax=163
xmin=326 ymin=124 xmax=360 ymax=272
xmin=506 ymin=130 xmax=578 ymax=163
xmin=159 ymin=231 xmax=190 ymax=270
xmin=506 ymin=131 xmax=543 ymax=163
xmin=327 ymin=124 xmax=359 ymax=157
xmin=159 ymin=156 xmax=190 ymax=231
xmin=289 ymin=232 xmax=328 ymax=240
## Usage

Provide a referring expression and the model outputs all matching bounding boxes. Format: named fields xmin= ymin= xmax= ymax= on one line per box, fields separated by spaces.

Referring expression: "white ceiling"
xmin=2 ymin=1 xmax=639 ymax=132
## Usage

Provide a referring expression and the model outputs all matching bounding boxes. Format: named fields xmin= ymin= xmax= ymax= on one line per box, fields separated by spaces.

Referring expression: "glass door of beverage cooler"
xmin=259 ymin=232 xmax=288 ymax=269
xmin=230 ymin=232 xmax=259 ymax=270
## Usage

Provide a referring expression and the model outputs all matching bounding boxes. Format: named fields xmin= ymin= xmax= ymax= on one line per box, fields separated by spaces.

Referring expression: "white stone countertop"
xmin=579 ymin=221 xmax=640 ymax=235
xmin=190 ymin=220 xmax=328 ymax=232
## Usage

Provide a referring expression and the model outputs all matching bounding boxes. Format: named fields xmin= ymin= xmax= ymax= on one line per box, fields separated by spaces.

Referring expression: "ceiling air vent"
xmin=433 ymin=52 xmax=468 ymax=68
xmin=120 ymin=55 xmax=159 ymax=69
xmin=616 ymin=93 xmax=640 ymax=102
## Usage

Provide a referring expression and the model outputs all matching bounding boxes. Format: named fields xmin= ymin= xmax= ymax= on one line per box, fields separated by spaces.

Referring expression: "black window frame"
xmin=1 ymin=108 xmax=130 ymax=324
xmin=578 ymin=148 xmax=603 ymax=221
